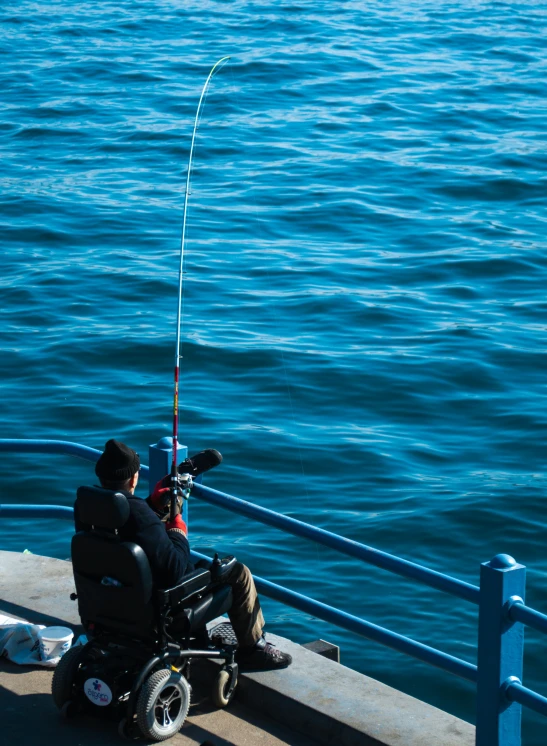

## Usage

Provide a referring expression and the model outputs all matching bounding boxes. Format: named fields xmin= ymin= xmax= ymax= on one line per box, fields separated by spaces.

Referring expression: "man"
xmin=75 ymin=439 xmax=292 ymax=670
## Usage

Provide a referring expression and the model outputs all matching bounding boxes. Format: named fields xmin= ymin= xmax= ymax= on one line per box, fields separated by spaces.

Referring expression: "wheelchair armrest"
xmin=211 ymin=554 xmax=237 ymax=582
xmin=157 ymin=568 xmax=212 ymax=608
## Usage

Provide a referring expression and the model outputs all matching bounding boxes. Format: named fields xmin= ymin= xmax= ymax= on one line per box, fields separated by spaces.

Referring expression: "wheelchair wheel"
xmin=117 ymin=717 xmax=132 ymax=740
xmin=136 ymin=668 xmax=190 ymax=742
xmin=60 ymin=700 xmax=78 ymax=721
xmin=211 ymin=668 xmax=236 ymax=708
xmin=52 ymin=646 xmax=86 ymax=709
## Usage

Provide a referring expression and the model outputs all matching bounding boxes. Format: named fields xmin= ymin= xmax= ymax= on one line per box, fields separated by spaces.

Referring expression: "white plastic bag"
xmin=0 ymin=614 xmax=62 ymax=668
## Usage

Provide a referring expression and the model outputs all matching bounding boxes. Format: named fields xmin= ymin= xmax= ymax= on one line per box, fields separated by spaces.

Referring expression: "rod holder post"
xmin=149 ymin=437 xmax=189 ymax=528
xmin=476 ymin=554 xmax=526 ymax=746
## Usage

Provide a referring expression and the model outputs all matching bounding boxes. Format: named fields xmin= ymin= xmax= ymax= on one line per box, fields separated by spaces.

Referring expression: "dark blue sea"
xmin=1 ymin=1 xmax=547 ymax=741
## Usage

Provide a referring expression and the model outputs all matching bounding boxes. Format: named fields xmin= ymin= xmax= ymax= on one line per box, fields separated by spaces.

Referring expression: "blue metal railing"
xmin=0 ymin=438 xmax=149 ymax=477
xmin=191 ymin=481 xmax=480 ymax=603
xmin=0 ymin=502 xmax=477 ymax=683
xmin=0 ymin=437 xmax=546 ymax=745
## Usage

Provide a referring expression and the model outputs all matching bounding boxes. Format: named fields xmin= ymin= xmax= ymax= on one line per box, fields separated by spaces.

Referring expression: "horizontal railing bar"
xmin=0 ymin=439 xmax=149 ymax=475
xmin=0 ymin=503 xmax=476 ymax=683
xmin=0 ymin=505 xmax=73 ymax=520
xmin=192 ymin=483 xmax=480 ymax=605
xmin=0 ymin=438 xmax=479 ymax=604
xmin=506 ymin=681 xmax=547 ymax=718
xmin=509 ymin=601 xmax=547 ymax=635
xmin=191 ymin=549 xmax=477 ymax=682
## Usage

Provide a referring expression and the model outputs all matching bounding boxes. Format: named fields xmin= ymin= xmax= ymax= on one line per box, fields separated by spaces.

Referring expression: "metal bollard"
xmin=148 ymin=437 xmax=189 ymax=529
xmin=476 ymin=554 xmax=526 ymax=746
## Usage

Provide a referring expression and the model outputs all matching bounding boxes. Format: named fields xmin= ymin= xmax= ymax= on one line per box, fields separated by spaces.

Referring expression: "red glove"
xmin=150 ymin=475 xmax=171 ymax=514
xmin=166 ymin=513 xmax=188 ymax=536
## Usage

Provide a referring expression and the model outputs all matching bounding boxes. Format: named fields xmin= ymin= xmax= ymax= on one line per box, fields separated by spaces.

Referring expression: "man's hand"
xmin=170 ymin=493 xmax=183 ymax=517
xmin=166 ymin=513 xmax=188 ymax=536
xmin=149 ymin=476 xmax=186 ymax=533
xmin=150 ymin=475 xmax=182 ymax=519
xmin=150 ymin=475 xmax=171 ymax=515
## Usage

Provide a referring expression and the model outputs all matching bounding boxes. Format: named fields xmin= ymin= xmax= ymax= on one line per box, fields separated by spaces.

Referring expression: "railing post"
xmin=476 ymin=554 xmax=526 ymax=746
xmin=148 ymin=437 xmax=188 ymax=528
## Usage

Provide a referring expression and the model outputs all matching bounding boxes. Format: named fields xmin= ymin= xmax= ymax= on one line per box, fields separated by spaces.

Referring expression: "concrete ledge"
xmin=0 ymin=551 xmax=81 ymax=629
xmin=207 ymin=620 xmax=474 ymax=746
xmin=0 ymin=552 xmax=475 ymax=746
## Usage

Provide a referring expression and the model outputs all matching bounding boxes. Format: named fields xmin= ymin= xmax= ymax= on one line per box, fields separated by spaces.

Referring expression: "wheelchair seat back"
xmin=73 ymin=486 xmax=156 ymax=638
xmin=72 ymin=486 xmax=233 ymax=640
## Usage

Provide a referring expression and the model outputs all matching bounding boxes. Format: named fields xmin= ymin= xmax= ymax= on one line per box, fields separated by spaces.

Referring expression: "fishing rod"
xmin=170 ymin=56 xmax=231 ymax=521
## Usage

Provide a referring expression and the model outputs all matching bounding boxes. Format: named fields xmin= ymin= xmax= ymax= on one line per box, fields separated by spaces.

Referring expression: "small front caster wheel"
xmin=211 ymin=668 xmax=237 ymax=708
xmin=118 ymin=717 xmax=130 ymax=740
xmin=118 ymin=717 xmax=140 ymax=741
xmin=60 ymin=699 xmax=78 ymax=721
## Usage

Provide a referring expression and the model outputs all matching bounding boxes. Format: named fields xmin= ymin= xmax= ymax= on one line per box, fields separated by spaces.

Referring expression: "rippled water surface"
xmin=1 ymin=1 xmax=547 ymax=741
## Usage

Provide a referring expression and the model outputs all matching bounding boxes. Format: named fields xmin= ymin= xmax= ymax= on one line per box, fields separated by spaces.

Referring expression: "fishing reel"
xmin=177 ymin=472 xmax=193 ymax=500
xmin=170 ymin=472 xmax=193 ymax=503
xmin=165 ymin=473 xmax=193 ymax=522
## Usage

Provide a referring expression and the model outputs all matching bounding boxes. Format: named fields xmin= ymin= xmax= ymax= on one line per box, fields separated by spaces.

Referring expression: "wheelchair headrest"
xmin=76 ymin=485 xmax=130 ymax=530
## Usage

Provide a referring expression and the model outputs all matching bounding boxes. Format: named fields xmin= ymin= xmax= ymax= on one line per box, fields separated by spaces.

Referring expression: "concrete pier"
xmin=0 ymin=551 xmax=475 ymax=746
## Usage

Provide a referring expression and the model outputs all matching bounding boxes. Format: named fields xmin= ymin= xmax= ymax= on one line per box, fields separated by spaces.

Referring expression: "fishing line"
xmin=170 ymin=56 xmax=231 ymax=520
xmin=178 ymin=85 xmax=212 ymax=383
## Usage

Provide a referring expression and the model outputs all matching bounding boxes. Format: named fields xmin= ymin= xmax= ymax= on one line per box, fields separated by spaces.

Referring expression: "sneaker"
xmin=236 ymin=635 xmax=292 ymax=670
xmin=178 ymin=449 xmax=222 ymax=477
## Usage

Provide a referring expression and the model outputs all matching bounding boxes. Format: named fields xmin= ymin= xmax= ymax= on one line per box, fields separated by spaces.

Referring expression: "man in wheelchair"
xmin=53 ymin=439 xmax=292 ymax=741
xmin=77 ymin=439 xmax=292 ymax=671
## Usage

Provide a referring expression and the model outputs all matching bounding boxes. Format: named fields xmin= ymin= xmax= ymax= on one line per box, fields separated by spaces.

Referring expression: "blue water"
xmin=1 ymin=1 xmax=547 ymax=740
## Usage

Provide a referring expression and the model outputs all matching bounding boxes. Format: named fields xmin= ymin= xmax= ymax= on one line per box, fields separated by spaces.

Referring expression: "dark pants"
xmin=224 ymin=562 xmax=265 ymax=648
xmin=172 ymin=562 xmax=264 ymax=648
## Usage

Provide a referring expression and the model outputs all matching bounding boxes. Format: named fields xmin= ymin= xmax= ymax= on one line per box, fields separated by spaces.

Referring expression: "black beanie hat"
xmin=95 ymin=439 xmax=140 ymax=482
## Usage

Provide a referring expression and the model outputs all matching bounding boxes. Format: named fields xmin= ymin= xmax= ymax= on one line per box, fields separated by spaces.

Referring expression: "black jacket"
xmin=74 ymin=491 xmax=193 ymax=589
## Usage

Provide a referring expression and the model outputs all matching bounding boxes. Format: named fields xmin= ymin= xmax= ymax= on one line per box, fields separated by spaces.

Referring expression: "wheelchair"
xmin=52 ymin=486 xmax=239 ymax=741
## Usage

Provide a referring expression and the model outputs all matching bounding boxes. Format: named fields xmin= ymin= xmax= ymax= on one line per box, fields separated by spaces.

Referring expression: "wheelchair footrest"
xmin=210 ymin=622 xmax=238 ymax=647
